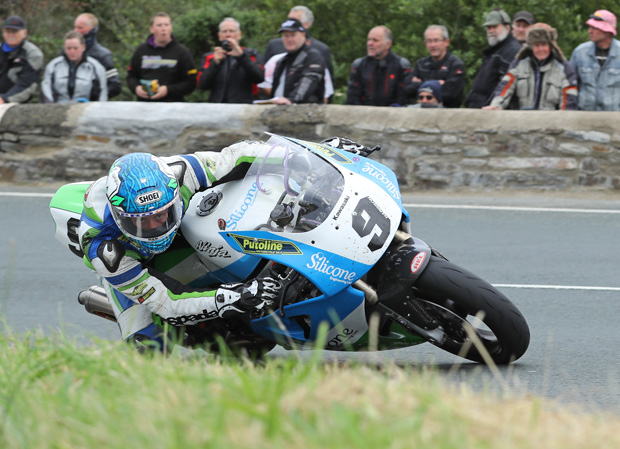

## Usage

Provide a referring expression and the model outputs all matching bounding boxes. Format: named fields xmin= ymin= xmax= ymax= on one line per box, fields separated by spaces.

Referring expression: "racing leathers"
xmin=78 ymin=141 xmax=279 ymax=345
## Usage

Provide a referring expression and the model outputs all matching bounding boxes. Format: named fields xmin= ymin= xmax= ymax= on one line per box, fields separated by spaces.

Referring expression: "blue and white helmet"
xmin=106 ymin=153 xmax=183 ymax=254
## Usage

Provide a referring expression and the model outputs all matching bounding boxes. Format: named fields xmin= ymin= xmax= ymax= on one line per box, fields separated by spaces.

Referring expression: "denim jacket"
xmin=570 ymin=38 xmax=620 ymax=111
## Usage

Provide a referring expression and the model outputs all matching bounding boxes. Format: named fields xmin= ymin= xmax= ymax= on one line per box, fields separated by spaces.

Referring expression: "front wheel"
xmin=410 ymin=255 xmax=530 ymax=364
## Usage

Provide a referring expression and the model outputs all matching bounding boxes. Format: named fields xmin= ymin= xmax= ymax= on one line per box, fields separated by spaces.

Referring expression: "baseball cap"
xmin=586 ymin=10 xmax=617 ymax=35
xmin=513 ymin=11 xmax=535 ymax=25
xmin=278 ymin=18 xmax=305 ymax=33
xmin=3 ymin=16 xmax=26 ymax=30
xmin=483 ymin=9 xmax=511 ymax=27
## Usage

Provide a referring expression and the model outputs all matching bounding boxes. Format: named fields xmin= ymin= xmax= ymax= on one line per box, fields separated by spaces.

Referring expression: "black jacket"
xmin=83 ymin=27 xmax=121 ymax=98
xmin=127 ymin=35 xmax=197 ymax=102
xmin=263 ymin=36 xmax=334 ymax=83
xmin=197 ymin=48 xmax=264 ymax=103
xmin=464 ymin=34 xmax=521 ymax=108
xmin=404 ymin=52 xmax=465 ymax=108
xmin=272 ymin=44 xmax=325 ymax=104
xmin=0 ymin=39 xmax=43 ymax=103
xmin=346 ymin=50 xmax=412 ymax=106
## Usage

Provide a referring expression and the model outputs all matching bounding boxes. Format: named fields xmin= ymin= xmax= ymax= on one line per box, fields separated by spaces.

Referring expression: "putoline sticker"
xmin=230 ymin=234 xmax=303 ymax=255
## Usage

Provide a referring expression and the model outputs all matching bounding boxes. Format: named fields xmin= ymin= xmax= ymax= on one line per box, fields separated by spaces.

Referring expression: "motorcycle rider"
xmin=79 ymin=141 xmax=283 ymax=351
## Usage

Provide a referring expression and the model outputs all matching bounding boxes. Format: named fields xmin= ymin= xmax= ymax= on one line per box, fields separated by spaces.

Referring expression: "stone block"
xmin=530 ymin=135 xmax=555 ymax=153
xmin=558 ymin=143 xmax=590 ymax=155
xmin=580 ymin=157 xmax=600 ymax=175
xmin=458 ymin=133 xmax=488 ymax=144
xmin=464 ymin=146 xmax=490 ymax=157
xmin=565 ymin=130 xmax=611 ymax=143
xmin=2 ymin=132 xmax=18 ymax=142
xmin=488 ymin=157 xmax=577 ymax=170
xmin=441 ymin=134 xmax=458 ymax=144
xmin=399 ymin=133 xmax=442 ymax=143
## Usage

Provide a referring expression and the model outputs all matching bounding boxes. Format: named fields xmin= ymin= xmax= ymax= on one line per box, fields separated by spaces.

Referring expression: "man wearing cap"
xmin=403 ymin=25 xmax=465 ymax=108
xmin=346 ymin=25 xmax=412 ymax=106
xmin=464 ymin=8 xmax=521 ymax=108
xmin=512 ymin=11 xmax=535 ymax=44
xmin=0 ymin=15 xmax=43 ymax=104
xmin=262 ymin=5 xmax=333 ymax=92
xmin=409 ymin=80 xmax=443 ymax=108
xmin=270 ymin=18 xmax=325 ymax=104
xmin=74 ymin=13 xmax=122 ymax=98
xmin=570 ymin=10 xmax=620 ymax=110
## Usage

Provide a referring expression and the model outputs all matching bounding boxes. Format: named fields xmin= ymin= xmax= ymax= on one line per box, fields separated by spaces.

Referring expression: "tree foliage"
xmin=2 ymin=0 xmax=620 ymax=102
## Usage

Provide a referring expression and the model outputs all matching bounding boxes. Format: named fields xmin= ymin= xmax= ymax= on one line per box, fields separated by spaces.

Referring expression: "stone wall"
xmin=1 ymin=102 xmax=619 ymax=191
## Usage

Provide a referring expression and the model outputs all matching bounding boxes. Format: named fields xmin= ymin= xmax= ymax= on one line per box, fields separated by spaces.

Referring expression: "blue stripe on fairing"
xmin=181 ymin=155 xmax=208 ymax=188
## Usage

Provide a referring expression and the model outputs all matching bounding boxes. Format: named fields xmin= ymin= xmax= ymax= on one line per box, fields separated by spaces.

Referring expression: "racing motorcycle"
xmin=50 ymin=134 xmax=530 ymax=364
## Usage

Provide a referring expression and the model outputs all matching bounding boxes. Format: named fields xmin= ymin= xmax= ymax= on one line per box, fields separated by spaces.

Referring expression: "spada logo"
xmin=136 ymin=189 xmax=162 ymax=205
xmin=230 ymin=235 xmax=302 ymax=255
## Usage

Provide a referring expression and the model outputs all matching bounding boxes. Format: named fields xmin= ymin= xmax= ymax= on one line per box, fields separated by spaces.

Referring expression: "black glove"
xmin=215 ymin=277 xmax=281 ymax=320
xmin=320 ymin=136 xmax=380 ymax=157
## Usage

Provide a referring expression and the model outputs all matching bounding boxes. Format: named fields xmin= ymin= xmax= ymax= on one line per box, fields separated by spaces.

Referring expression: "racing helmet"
xmin=106 ymin=153 xmax=183 ymax=254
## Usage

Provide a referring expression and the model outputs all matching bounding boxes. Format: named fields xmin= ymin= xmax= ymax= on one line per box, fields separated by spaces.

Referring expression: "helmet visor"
xmin=112 ymin=194 xmax=183 ymax=242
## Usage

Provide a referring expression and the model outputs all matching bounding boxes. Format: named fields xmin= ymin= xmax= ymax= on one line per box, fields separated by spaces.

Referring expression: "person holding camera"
xmin=197 ymin=17 xmax=264 ymax=103
xmin=127 ymin=12 xmax=196 ymax=102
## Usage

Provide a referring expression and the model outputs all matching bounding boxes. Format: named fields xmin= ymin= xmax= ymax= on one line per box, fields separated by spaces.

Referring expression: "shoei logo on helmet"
xmin=136 ymin=189 xmax=162 ymax=205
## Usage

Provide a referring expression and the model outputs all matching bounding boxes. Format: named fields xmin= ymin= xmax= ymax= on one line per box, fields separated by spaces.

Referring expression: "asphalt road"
xmin=2 ymin=185 xmax=620 ymax=414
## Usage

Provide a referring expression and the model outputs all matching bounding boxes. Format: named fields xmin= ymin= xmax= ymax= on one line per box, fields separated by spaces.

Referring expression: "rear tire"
xmin=412 ymin=255 xmax=530 ymax=364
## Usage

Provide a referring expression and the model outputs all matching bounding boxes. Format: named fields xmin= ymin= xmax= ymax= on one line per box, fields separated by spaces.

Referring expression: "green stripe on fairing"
xmin=49 ymin=182 xmax=91 ymax=214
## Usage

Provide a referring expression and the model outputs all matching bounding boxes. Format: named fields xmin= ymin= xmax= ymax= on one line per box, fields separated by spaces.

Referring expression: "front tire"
xmin=412 ymin=255 xmax=530 ymax=364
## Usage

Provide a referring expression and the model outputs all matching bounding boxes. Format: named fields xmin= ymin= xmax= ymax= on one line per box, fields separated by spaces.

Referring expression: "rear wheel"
xmin=411 ymin=255 xmax=530 ymax=364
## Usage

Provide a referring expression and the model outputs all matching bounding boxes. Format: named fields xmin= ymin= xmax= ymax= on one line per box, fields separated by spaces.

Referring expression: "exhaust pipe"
xmin=78 ymin=286 xmax=117 ymax=322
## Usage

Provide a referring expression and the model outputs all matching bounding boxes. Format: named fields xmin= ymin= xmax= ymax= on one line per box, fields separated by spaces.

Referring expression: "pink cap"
xmin=586 ymin=10 xmax=617 ymax=35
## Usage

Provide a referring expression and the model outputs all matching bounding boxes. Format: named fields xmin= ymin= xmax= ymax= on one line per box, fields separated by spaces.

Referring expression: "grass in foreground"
xmin=0 ymin=330 xmax=618 ymax=449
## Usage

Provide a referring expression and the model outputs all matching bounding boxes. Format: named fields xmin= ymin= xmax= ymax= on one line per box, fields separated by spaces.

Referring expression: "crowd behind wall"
xmin=1 ymin=3 xmax=620 ymax=111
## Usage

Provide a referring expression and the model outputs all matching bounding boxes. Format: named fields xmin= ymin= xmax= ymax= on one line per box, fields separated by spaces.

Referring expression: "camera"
xmin=221 ymin=40 xmax=232 ymax=52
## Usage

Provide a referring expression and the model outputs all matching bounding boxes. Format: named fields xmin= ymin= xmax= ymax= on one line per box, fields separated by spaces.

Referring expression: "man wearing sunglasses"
xmin=570 ymin=10 xmax=620 ymax=110
xmin=409 ymin=80 xmax=442 ymax=108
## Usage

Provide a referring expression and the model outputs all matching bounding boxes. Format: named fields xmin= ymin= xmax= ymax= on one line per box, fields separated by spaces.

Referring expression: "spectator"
xmin=512 ymin=11 xmax=535 ymax=44
xmin=41 ymin=31 xmax=108 ymax=103
xmin=570 ymin=10 xmax=620 ymax=111
xmin=403 ymin=25 xmax=465 ymax=108
xmin=197 ymin=18 xmax=264 ymax=103
xmin=409 ymin=80 xmax=443 ymax=108
xmin=464 ymin=9 xmax=521 ymax=108
xmin=262 ymin=5 xmax=333 ymax=87
xmin=270 ymin=18 xmax=325 ymax=105
xmin=346 ymin=25 xmax=412 ymax=106
xmin=258 ymin=51 xmax=334 ymax=103
xmin=0 ymin=15 xmax=43 ymax=104
xmin=484 ymin=23 xmax=577 ymax=110
xmin=127 ymin=12 xmax=197 ymax=102
xmin=74 ymin=13 xmax=121 ymax=98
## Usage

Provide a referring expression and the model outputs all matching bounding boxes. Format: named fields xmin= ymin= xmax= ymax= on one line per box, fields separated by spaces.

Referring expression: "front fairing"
xmin=182 ymin=134 xmax=404 ymax=296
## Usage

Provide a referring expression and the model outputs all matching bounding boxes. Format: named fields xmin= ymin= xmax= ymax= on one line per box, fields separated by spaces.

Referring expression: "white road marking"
xmin=0 ymin=192 xmax=54 ymax=198
xmin=404 ymin=203 xmax=620 ymax=214
xmin=494 ymin=284 xmax=620 ymax=291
